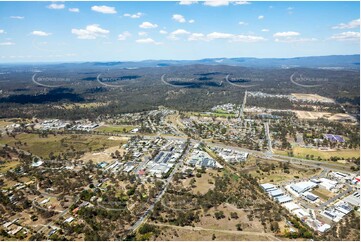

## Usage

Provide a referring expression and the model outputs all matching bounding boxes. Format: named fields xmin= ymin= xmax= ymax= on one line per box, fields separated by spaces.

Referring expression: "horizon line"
xmin=0 ymin=53 xmax=359 ymax=65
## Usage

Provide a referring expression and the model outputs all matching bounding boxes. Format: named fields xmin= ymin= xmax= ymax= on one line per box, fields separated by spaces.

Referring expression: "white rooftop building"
xmin=290 ymin=181 xmax=317 ymax=194
xmin=282 ymin=202 xmax=300 ymax=212
xmin=260 ymin=183 xmax=276 ymax=192
xmin=319 ymin=178 xmax=337 ymax=191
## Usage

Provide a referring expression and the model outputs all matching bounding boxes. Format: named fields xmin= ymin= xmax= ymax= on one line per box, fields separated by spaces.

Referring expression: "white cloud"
xmin=47 ymin=3 xmax=65 ymax=10
xmin=171 ymin=29 xmax=190 ymax=35
xmin=198 ymin=1 xmax=251 ymax=7
xmin=238 ymin=21 xmax=248 ymax=26
xmin=273 ymin=31 xmax=300 ymax=37
xmin=139 ymin=22 xmax=158 ymax=29
xmin=261 ymin=29 xmax=269 ymax=32
xmin=258 ymin=15 xmax=264 ymax=20
xmin=118 ymin=31 xmax=131 ymax=41
xmin=138 ymin=31 xmax=147 ymax=36
xmin=332 ymin=19 xmax=360 ymax=29
xmin=71 ymin=24 xmax=109 ymax=39
xmin=159 ymin=30 xmax=168 ymax=34
xmin=188 ymin=33 xmax=206 ymax=41
xmin=136 ymin=38 xmax=162 ymax=45
xmin=275 ymin=37 xmax=317 ymax=43
xmin=31 ymin=30 xmax=51 ymax=36
xmin=172 ymin=14 xmax=186 ymax=23
xmin=189 ymin=19 xmax=195 ymax=23
xmin=330 ymin=31 xmax=360 ymax=41
xmin=0 ymin=42 xmax=15 ymax=46
xmin=231 ymin=35 xmax=265 ymax=42
xmin=273 ymin=31 xmax=317 ymax=43
xmin=91 ymin=5 xmax=117 ymax=14
xmin=204 ymin=0 xmax=230 ymax=7
xmin=10 ymin=16 xmax=24 ymax=19
xmin=234 ymin=1 xmax=251 ymax=5
xmin=179 ymin=1 xmax=198 ymax=5
xmin=187 ymin=31 xmax=265 ymax=42
xmin=207 ymin=32 xmax=234 ymax=39
xmin=69 ymin=8 xmax=79 ymax=13
xmin=0 ymin=30 xmax=5 ymax=34
xmin=168 ymin=29 xmax=191 ymax=40
xmin=123 ymin=12 xmax=143 ymax=19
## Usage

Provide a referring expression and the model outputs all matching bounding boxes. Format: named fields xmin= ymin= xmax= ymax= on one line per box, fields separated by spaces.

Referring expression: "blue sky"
xmin=0 ymin=1 xmax=359 ymax=63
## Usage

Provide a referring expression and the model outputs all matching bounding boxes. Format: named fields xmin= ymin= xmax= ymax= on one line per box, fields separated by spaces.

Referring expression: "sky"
xmin=0 ymin=0 xmax=359 ymax=63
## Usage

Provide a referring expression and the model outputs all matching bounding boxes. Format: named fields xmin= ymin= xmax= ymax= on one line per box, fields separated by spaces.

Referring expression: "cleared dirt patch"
xmin=294 ymin=110 xmax=355 ymax=122
xmin=291 ymin=93 xmax=334 ymax=103
xmin=80 ymin=145 xmax=125 ymax=163
xmin=196 ymin=203 xmax=265 ymax=233
xmin=312 ymin=187 xmax=335 ymax=201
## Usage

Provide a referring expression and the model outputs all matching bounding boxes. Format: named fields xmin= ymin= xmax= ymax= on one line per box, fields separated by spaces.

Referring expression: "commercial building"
xmin=275 ymin=195 xmax=293 ymax=204
xmin=335 ymin=201 xmax=353 ymax=215
xmin=290 ymin=181 xmax=316 ymax=194
xmin=319 ymin=178 xmax=337 ymax=191
xmin=269 ymin=189 xmax=284 ymax=198
xmin=283 ymin=202 xmax=300 ymax=212
xmin=303 ymin=191 xmax=319 ymax=202
xmin=260 ymin=183 xmax=276 ymax=192
xmin=343 ymin=190 xmax=360 ymax=206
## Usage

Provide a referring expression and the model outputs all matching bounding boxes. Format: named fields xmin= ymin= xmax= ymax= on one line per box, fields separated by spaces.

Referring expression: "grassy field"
xmin=274 ymin=147 xmax=359 ymax=160
xmin=0 ymin=120 xmax=12 ymax=128
xmin=245 ymin=159 xmax=321 ymax=184
xmin=0 ymin=133 xmax=122 ymax=159
xmin=312 ymin=187 xmax=335 ymax=201
xmin=292 ymin=147 xmax=359 ymax=160
xmin=152 ymin=224 xmax=274 ymax=241
xmin=183 ymin=170 xmax=217 ymax=195
xmin=95 ymin=125 xmax=136 ymax=133
xmin=0 ymin=161 xmax=20 ymax=173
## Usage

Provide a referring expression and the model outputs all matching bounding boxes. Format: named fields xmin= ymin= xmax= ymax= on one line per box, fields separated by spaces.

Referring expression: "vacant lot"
xmin=294 ymin=110 xmax=355 ymax=122
xmin=0 ymin=133 xmax=122 ymax=159
xmin=80 ymin=145 xmax=126 ymax=163
xmin=312 ymin=187 xmax=335 ymax=201
xmin=246 ymin=159 xmax=320 ymax=184
xmin=291 ymin=93 xmax=334 ymax=103
xmin=195 ymin=203 xmax=265 ymax=232
xmin=0 ymin=160 xmax=20 ymax=173
xmin=183 ymin=170 xmax=218 ymax=195
xmin=95 ymin=125 xmax=137 ymax=133
xmin=0 ymin=120 xmax=12 ymax=128
xmin=292 ymin=147 xmax=359 ymax=160
xmin=152 ymin=223 xmax=276 ymax=241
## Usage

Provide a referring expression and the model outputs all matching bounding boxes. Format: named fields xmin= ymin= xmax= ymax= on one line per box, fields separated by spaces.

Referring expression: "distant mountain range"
xmin=4 ymin=54 xmax=359 ymax=69
xmin=76 ymin=54 xmax=359 ymax=69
